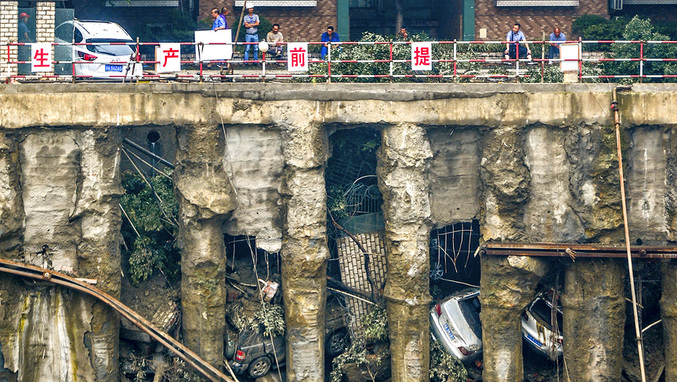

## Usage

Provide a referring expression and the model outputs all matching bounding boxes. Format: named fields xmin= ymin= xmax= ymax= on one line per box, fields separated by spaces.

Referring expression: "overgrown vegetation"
xmin=429 ymin=338 xmax=469 ymax=382
xmin=120 ymin=169 xmax=180 ymax=285
xmin=227 ymin=301 xmax=285 ymax=337
xmin=605 ymin=16 xmax=677 ymax=82
xmin=330 ymin=305 xmax=390 ymax=382
xmin=326 ymin=128 xmax=381 ymax=224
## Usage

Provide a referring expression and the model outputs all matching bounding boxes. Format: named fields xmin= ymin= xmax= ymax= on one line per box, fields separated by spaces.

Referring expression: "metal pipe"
xmin=612 ymin=84 xmax=646 ymax=382
xmin=123 ymin=138 xmax=174 ymax=168
xmin=0 ymin=258 xmax=233 ymax=382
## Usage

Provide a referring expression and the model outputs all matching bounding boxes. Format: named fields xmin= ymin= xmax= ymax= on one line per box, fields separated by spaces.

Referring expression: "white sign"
xmin=31 ymin=43 xmax=52 ymax=72
xmin=156 ymin=43 xmax=181 ymax=73
xmin=560 ymin=43 xmax=579 ymax=72
xmin=411 ymin=42 xmax=432 ymax=71
xmin=287 ymin=42 xmax=308 ymax=72
xmin=195 ymin=29 xmax=233 ymax=62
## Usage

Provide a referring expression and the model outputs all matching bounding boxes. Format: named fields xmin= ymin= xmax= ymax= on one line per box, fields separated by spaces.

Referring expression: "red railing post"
xmin=453 ymin=40 xmax=457 ymax=81
xmin=389 ymin=40 xmax=393 ymax=82
xmin=640 ymin=40 xmax=644 ymax=83
xmin=578 ymin=37 xmax=582 ymax=82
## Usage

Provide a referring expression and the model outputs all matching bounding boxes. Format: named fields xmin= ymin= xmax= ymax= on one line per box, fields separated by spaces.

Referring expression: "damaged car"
xmin=521 ymin=290 xmax=563 ymax=360
xmin=430 ymin=287 xmax=483 ymax=363
xmin=227 ymin=292 xmax=350 ymax=378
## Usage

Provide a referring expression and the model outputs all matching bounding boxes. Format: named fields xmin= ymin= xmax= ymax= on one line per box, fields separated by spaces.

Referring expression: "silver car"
xmin=521 ymin=291 xmax=563 ymax=360
xmin=430 ymin=287 xmax=482 ymax=363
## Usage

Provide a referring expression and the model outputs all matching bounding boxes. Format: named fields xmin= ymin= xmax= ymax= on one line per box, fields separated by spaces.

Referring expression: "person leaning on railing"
xmin=321 ymin=26 xmax=340 ymax=60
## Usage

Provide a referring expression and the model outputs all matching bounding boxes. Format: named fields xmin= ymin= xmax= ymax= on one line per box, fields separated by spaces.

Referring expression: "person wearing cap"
xmin=243 ymin=5 xmax=259 ymax=64
xmin=19 ymin=12 xmax=32 ymax=43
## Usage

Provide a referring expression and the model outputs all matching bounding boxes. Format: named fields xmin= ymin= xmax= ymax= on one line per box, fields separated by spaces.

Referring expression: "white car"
xmin=430 ymin=287 xmax=482 ymax=363
xmin=521 ymin=290 xmax=564 ymax=360
xmin=55 ymin=20 xmax=142 ymax=80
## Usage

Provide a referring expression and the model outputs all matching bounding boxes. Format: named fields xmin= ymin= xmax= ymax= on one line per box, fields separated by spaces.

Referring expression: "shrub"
xmin=120 ymin=169 xmax=180 ymax=285
xmin=430 ymin=339 xmax=468 ymax=382
xmin=606 ymin=16 xmax=677 ymax=82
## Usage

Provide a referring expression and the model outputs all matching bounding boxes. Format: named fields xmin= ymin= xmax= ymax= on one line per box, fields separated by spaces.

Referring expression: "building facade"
xmin=473 ymin=0 xmax=608 ymax=41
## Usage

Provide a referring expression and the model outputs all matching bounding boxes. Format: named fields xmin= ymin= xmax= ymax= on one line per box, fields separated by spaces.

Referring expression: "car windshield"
xmin=530 ymin=298 xmax=563 ymax=333
xmin=459 ymin=296 xmax=482 ymax=339
xmin=86 ymin=39 xmax=135 ymax=56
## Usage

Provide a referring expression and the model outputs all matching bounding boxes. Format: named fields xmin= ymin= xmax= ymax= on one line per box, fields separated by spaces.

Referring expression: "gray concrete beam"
xmin=378 ymin=123 xmax=432 ymax=382
xmin=562 ymin=259 xmax=625 ymax=381
xmin=279 ymin=120 xmax=329 ymax=382
xmin=175 ymin=124 xmax=237 ymax=367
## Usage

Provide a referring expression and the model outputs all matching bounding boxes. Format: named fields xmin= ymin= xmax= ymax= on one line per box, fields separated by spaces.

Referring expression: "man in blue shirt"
xmin=243 ymin=6 xmax=260 ymax=64
xmin=321 ymin=26 xmax=340 ymax=60
xmin=211 ymin=8 xmax=226 ymax=31
xmin=504 ymin=23 xmax=531 ymax=63
xmin=549 ymin=27 xmax=566 ymax=60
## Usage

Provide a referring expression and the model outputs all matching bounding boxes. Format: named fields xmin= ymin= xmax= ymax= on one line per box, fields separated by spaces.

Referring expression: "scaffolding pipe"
xmin=612 ymin=84 xmax=646 ymax=382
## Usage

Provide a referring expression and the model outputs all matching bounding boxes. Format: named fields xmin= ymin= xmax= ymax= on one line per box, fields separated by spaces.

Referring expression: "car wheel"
xmin=248 ymin=356 xmax=272 ymax=379
xmin=326 ymin=329 xmax=350 ymax=357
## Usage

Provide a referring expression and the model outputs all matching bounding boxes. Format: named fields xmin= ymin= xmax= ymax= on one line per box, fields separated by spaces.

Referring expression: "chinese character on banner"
xmin=31 ymin=43 xmax=52 ymax=72
xmin=287 ymin=43 xmax=308 ymax=72
xmin=411 ymin=42 xmax=432 ymax=71
xmin=156 ymin=43 xmax=181 ymax=74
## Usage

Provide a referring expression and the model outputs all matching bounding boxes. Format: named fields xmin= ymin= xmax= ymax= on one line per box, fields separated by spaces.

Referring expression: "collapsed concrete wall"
xmin=0 ymin=84 xmax=676 ymax=381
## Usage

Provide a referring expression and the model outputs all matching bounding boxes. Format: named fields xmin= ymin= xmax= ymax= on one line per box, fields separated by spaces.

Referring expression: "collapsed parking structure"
xmin=0 ymin=83 xmax=677 ymax=381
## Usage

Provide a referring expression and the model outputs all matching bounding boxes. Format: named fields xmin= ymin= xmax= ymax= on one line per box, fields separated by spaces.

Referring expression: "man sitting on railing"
xmin=266 ymin=24 xmax=284 ymax=59
xmin=549 ymin=27 xmax=566 ymax=61
xmin=504 ymin=23 xmax=532 ymax=64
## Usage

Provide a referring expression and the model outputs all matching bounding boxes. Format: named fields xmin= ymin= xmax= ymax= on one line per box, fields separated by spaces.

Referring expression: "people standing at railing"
xmin=266 ymin=24 xmax=284 ymax=59
xmin=549 ymin=27 xmax=566 ymax=60
xmin=243 ymin=5 xmax=260 ymax=64
xmin=397 ymin=27 xmax=409 ymax=40
xmin=220 ymin=7 xmax=229 ymax=30
xmin=504 ymin=23 xmax=532 ymax=63
xmin=321 ymin=26 xmax=340 ymax=60
xmin=211 ymin=8 xmax=226 ymax=31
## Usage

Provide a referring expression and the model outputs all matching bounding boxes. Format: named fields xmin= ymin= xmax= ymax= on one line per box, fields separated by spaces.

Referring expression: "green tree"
xmin=120 ymin=170 xmax=180 ymax=285
xmin=606 ymin=16 xmax=677 ymax=82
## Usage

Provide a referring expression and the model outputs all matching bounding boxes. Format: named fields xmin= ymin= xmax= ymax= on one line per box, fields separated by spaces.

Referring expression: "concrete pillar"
xmin=279 ymin=121 xmax=329 ymax=382
xmin=0 ymin=131 xmax=22 ymax=251
xmin=661 ymin=260 xmax=677 ymax=382
xmin=377 ymin=123 xmax=432 ymax=382
xmin=35 ymin=2 xmax=54 ymax=43
xmin=73 ymin=129 xmax=123 ymax=381
xmin=14 ymin=132 xmax=95 ymax=381
xmin=480 ymin=255 xmax=548 ymax=382
xmin=0 ymin=1 xmax=18 ymax=79
xmin=175 ymin=124 xmax=237 ymax=367
xmin=562 ymin=259 xmax=625 ymax=381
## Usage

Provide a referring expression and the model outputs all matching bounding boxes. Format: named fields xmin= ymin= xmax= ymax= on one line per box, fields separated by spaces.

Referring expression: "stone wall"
xmin=0 ymin=83 xmax=676 ymax=381
xmin=0 ymin=1 xmax=18 ymax=78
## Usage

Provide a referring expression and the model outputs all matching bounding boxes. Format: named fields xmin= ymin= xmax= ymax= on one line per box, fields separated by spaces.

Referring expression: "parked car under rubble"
xmin=431 ymin=287 xmax=564 ymax=363
xmin=430 ymin=287 xmax=483 ymax=363
xmin=521 ymin=290 xmax=564 ymax=360
xmin=227 ymin=294 xmax=350 ymax=378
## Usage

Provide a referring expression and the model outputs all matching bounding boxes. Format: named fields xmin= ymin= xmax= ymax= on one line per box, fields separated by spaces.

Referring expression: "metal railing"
xmin=4 ymin=39 xmax=677 ymax=83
